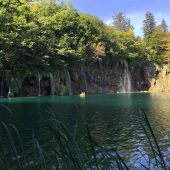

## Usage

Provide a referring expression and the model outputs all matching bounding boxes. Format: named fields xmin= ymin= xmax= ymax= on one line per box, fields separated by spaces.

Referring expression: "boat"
xmin=79 ymin=92 xmax=85 ymax=97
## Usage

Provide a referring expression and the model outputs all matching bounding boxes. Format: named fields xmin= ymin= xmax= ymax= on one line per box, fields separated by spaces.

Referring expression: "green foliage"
xmin=143 ymin=11 xmax=156 ymax=38
xmin=112 ymin=12 xmax=133 ymax=32
xmin=143 ymin=25 xmax=169 ymax=63
xmin=105 ymin=27 xmax=144 ymax=62
xmin=160 ymin=19 xmax=168 ymax=32
xmin=79 ymin=14 xmax=106 ymax=61
xmin=0 ymin=0 xmax=169 ymax=81
xmin=142 ymin=12 xmax=170 ymax=63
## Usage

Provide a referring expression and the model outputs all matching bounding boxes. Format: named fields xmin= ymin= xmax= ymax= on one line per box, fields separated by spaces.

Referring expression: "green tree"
xmin=143 ymin=11 xmax=156 ymax=38
xmin=79 ymin=14 xmax=106 ymax=61
xmin=112 ymin=12 xmax=133 ymax=32
xmin=2 ymin=0 xmax=169 ymax=89
xmin=105 ymin=26 xmax=144 ymax=63
xmin=160 ymin=19 xmax=168 ymax=32
xmin=143 ymin=29 xmax=167 ymax=63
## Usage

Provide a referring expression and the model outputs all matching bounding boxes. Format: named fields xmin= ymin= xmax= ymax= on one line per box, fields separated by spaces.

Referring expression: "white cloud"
xmin=104 ymin=18 xmax=112 ymax=26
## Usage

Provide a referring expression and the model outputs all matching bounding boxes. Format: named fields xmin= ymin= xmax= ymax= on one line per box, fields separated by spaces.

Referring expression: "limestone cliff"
xmin=1 ymin=61 xmax=170 ymax=97
xmin=147 ymin=64 xmax=170 ymax=92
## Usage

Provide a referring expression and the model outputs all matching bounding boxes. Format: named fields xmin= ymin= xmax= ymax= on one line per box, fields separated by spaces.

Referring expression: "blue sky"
xmin=71 ymin=0 xmax=170 ymax=36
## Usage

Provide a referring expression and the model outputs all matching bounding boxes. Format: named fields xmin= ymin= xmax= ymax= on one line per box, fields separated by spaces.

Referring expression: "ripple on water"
xmin=1 ymin=93 xmax=170 ymax=168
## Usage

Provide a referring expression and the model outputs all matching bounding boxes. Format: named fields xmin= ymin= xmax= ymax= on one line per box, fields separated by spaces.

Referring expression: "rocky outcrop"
xmin=70 ymin=60 xmax=151 ymax=94
xmin=1 ymin=61 xmax=170 ymax=97
xmin=147 ymin=64 xmax=170 ymax=92
xmin=70 ymin=62 xmax=119 ymax=94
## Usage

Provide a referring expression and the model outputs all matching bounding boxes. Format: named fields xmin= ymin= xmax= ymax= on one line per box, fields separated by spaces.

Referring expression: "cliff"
xmin=0 ymin=61 xmax=169 ymax=97
xmin=147 ymin=64 xmax=170 ymax=92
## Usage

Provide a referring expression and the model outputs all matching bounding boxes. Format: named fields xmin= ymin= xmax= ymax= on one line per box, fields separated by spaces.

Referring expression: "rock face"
xmin=1 ymin=61 xmax=170 ymax=97
xmin=147 ymin=64 xmax=170 ymax=92
xmin=20 ymin=75 xmax=51 ymax=96
xmin=70 ymin=60 xmax=151 ymax=94
xmin=70 ymin=62 xmax=119 ymax=94
xmin=0 ymin=76 xmax=8 ymax=97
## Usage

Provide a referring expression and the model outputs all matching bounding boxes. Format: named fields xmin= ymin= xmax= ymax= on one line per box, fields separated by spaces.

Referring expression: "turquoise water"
xmin=1 ymin=93 xmax=170 ymax=168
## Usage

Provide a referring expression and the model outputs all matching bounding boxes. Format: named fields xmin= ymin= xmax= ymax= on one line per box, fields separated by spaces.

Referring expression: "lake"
xmin=1 ymin=93 xmax=170 ymax=169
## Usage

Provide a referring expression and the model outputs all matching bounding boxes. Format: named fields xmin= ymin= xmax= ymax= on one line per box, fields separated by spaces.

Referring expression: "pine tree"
xmin=160 ymin=19 xmax=168 ymax=32
xmin=143 ymin=11 xmax=156 ymax=37
xmin=112 ymin=12 xmax=133 ymax=32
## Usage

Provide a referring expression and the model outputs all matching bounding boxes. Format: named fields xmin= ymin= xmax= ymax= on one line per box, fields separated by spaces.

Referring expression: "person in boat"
xmin=80 ymin=92 xmax=85 ymax=97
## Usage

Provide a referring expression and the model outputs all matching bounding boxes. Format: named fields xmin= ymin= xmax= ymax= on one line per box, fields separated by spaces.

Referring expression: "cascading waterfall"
xmin=8 ymin=87 xmax=11 ymax=97
xmin=49 ymin=73 xmax=55 ymax=95
xmin=119 ymin=60 xmax=132 ymax=92
xmin=119 ymin=77 xmax=124 ymax=92
xmin=38 ymin=73 xmax=41 ymax=96
xmin=81 ymin=64 xmax=88 ymax=94
xmin=67 ymin=70 xmax=72 ymax=95
xmin=123 ymin=66 xmax=131 ymax=92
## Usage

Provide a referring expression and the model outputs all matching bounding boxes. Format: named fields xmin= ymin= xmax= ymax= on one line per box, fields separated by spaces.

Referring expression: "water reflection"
xmin=1 ymin=93 xmax=170 ymax=168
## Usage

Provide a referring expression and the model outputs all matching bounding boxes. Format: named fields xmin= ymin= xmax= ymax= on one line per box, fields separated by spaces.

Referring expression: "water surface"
xmin=1 ymin=93 xmax=170 ymax=168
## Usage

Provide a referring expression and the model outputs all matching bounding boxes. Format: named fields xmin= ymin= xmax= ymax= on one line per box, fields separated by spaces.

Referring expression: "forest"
xmin=0 ymin=0 xmax=170 ymax=96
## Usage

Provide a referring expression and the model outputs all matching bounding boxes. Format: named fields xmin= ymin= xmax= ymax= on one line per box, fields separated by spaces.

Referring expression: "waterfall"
xmin=119 ymin=60 xmax=132 ymax=92
xmin=119 ymin=77 xmax=124 ymax=92
xmin=49 ymin=73 xmax=55 ymax=95
xmin=67 ymin=70 xmax=72 ymax=95
xmin=123 ymin=66 xmax=131 ymax=92
xmin=8 ymin=87 xmax=11 ymax=98
xmin=38 ymin=73 xmax=41 ymax=96
xmin=81 ymin=64 xmax=88 ymax=94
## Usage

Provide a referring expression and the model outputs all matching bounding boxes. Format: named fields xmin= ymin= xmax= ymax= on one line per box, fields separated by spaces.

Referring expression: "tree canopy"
xmin=112 ymin=12 xmax=133 ymax=32
xmin=143 ymin=11 xmax=156 ymax=38
xmin=0 ymin=0 xmax=170 ymax=76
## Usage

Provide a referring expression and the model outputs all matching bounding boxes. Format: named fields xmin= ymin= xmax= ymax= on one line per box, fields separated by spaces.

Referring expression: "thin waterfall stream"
xmin=123 ymin=66 xmax=131 ymax=92
xmin=49 ymin=73 xmax=55 ymax=95
xmin=119 ymin=60 xmax=132 ymax=92
xmin=8 ymin=87 xmax=11 ymax=97
xmin=67 ymin=70 xmax=72 ymax=95
xmin=38 ymin=73 xmax=41 ymax=96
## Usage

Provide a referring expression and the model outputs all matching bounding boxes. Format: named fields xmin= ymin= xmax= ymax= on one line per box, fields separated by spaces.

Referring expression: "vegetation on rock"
xmin=0 ymin=0 xmax=170 ymax=95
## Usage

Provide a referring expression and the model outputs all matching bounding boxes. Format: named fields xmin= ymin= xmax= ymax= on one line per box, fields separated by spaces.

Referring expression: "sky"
xmin=71 ymin=0 xmax=170 ymax=37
